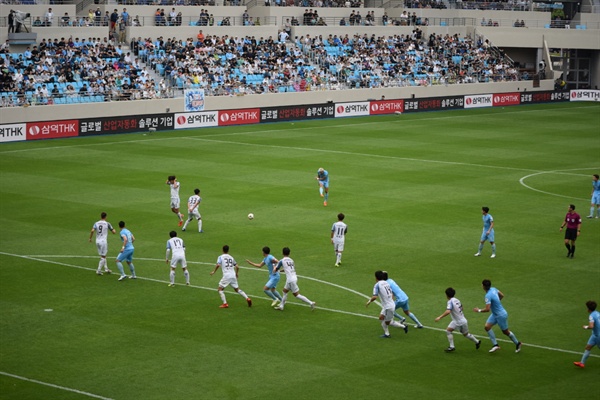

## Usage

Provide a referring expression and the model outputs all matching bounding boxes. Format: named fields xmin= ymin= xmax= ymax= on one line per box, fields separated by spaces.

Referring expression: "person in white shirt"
xmin=273 ymin=247 xmax=316 ymax=311
xmin=366 ymin=270 xmax=407 ymax=338
xmin=278 ymin=29 xmax=289 ymax=43
xmin=89 ymin=212 xmax=116 ymax=275
xmin=210 ymin=245 xmax=252 ymax=308
xmin=166 ymin=231 xmax=189 ymax=287
xmin=435 ymin=287 xmax=481 ymax=352
xmin=331 ymin=212 xmax=347 ymax=267
xmin=166 ymin=175 xmax=184 ymax=226
xmin=182 ymin=188 xmax=202 ymax=233
xmin=44 ymin=8 xmax=54 ymax=26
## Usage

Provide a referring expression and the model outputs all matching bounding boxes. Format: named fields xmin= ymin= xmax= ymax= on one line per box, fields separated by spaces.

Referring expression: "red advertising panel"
xmin=493 ymin=93 xmax=520 ymax=106
xmin=218 ymin=108 xmax=260 ymax=126
xmin=370 ymin=100 xmax=404 ymax=115
xmin=26 ymin=120 xmax=78 ymax=140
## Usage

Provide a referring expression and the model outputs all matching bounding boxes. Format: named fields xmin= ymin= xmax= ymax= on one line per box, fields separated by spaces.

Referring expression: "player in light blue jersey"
xmin=475 ymin=206 xmax=496 ymax=258
xmin=574 ymin=300 xmax=600 ymax=368
xmin=385 ymin=272 xmax=423 ymax=328
xmin=316 ymin=167 xmax=329 ymax=206
xmin=246 ymin=246 xmax=283 ymax=307
xmin=473 ymin=279 xmax=522 ymax=353
xmin=115 ymin=221 xmax=137 ymax=281
xmin=587 ymin=174 xmax=600 ymax=218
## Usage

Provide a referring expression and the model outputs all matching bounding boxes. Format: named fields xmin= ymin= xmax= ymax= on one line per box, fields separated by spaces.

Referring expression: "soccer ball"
xmin=248 ymin=213 xmax=254 ymax=220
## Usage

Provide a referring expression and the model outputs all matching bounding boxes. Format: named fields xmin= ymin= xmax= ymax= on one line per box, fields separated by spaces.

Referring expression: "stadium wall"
xmin=0 ymin=80 xmax=552 ymax=125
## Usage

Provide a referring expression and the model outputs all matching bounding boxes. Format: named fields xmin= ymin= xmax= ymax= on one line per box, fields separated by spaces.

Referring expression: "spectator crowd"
xmin=0 ymin=23 xmax=525 ymax=107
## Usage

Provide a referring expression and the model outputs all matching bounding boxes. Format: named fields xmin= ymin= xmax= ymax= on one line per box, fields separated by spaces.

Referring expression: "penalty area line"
xmin=0 ymin=371 xmax=114 ymax=400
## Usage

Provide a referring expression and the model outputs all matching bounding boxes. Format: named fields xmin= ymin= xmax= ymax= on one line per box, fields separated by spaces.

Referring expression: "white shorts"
xmin=333 ymin=240 xmax=345 ymax=252
xmin=219 ymin=275 xmax=239 ymax=289
xmin=284 ymin=279 xmax=300 ymax=293
xmin=380 ymin=307 xmax=394 ymax=322
xmin=170 ymin=197 xmax=180 ymax=209
xmin=170 ymin=255 xmax=187 ymax=269
xmin=188 ymin=208 xmax=201 ymax=220
xmin=96 ymin=241 xmax=108 ymax=257
xmin=448 ymin=320 xmax=470 ymax=334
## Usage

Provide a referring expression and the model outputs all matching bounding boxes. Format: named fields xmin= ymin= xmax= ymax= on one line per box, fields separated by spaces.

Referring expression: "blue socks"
xmin=487 ymin=329 xmax=498 ymax=345
xmin=508 ymin=331 xmax=519 ymax=345
xmin=116 ymin=261 xmax=125 ymax=276
xmin=264 ymin=289 xmax=283 ymax=301
xmin=582 ymin=349 xmax=591 ymax=364
xmin=408 ymin=312 xmax=422 ymax=326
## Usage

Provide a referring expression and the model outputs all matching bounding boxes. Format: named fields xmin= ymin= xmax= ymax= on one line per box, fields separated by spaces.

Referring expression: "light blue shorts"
xmin=265 ymin=274 xmax=281 ymax=289
xmin=587 ymin=334 xmax=600 ymax=348
xmin=319 ymin=180 xmax=329 ymax=189
xmin=487 ymin=313 xmax=508 ymax=331
xmin=117 ymin=249 xmax=134 ymax=263
xmin=592 ymin=192 xmax=600 ymax=205
xmin=481 ymin=230 xmax=495 ymax=243
xmin=395 ymin=299 xmax=410 ymax=312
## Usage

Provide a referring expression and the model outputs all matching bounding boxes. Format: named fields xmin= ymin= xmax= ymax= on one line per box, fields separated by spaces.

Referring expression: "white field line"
xmin=0 ymin=371 xmax=114 ymax=400
xmin=1 ymin=252 xmax=597 ymax=359
xmin=519 ymin=168 xmax=598 ymax=201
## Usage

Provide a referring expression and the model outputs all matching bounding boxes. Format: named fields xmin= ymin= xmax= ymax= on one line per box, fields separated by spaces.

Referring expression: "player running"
xmin=246 ymin=246 xmax=283 ymax=307
xmin=435 ymin=287 xmax=481 ymax=352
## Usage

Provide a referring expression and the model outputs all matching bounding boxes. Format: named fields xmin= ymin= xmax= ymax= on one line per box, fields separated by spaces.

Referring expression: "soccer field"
xmin=1 ymin=102 xmax=599 ymax=400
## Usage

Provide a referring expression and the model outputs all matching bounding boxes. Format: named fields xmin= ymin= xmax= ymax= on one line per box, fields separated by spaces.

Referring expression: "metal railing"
xmin=282 ymin=15 xmax=477 ymax=26
xmin=454 ymin=1 xmax=533 ymax=11
xmin=1 ymin=14 xmax=279 ymax=28
xmin=3 ymin=14 xmax=599 ymax=30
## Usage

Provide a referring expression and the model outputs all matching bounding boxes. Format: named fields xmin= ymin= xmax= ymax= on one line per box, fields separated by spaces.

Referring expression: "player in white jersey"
xmin=182 ymin=188 xmax=203 ymax=233
xmin=89 ymin=212 xmax=116 ymax=275
xmin=210 ymin=245 xmax=252 ymax=308
xmin=273 ymin=247 xmax=316 ymax=311
xmin=331 ymin=213 xmax=347 ymax=267
xmin=366 ymin=270 xmax=407 ymax=338
xmin=166 ymin=231 xmax=189 ymax=287
xmin=435 ymin=287 xmax=481 ymax=352
xmin=166 ymin=175 xmax=184 ymax=227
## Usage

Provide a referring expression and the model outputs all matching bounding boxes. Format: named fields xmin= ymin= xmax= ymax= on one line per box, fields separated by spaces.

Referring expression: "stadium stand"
xmin=0 ymin=2 xmax=598 ymax=108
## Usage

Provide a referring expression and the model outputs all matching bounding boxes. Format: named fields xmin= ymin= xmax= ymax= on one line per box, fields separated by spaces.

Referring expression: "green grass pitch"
xmin=1 ymin=102 xmax=599 ymax=400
